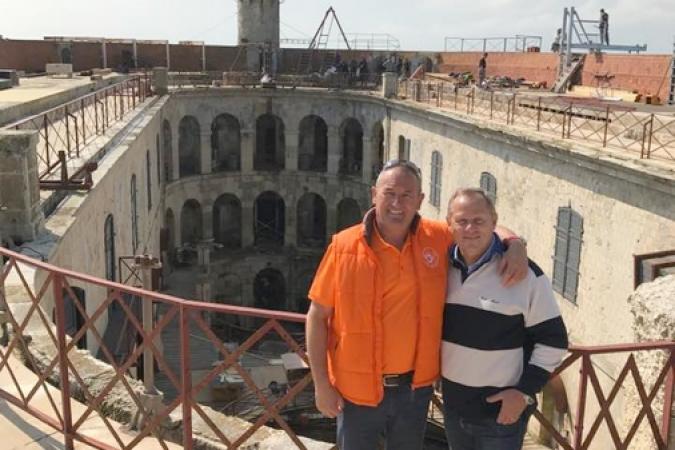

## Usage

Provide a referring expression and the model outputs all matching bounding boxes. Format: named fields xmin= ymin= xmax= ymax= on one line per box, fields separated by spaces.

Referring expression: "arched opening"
xmin=60 ymin=47 xmax=72 ymax=64
xmin=162 ymin=209 xmax=175 ymax=267
xmin=254 ymin=192 xmax=285 ymax=246
xmin=162 ymin=120 xmax=173 ymax=181
xmin=130 ymin=174 xmax=138 ymax=251
xmin=54 ymin=286 xmax=87 ymax=350
xmin=180 ymin=199 xmax=203 ymax=245
xmin=211 ymin=114 xmax=241 ymax=172
xmin=212 ymin=272 xmax=243 ymax=340
xmin=339 ymin=118 xmax=363 ymax=176
xmin=297 ymin=193 xmax=327 ymax=248
xmin=253 ymin=268 xmax=286 ymax=311
xmin=372 ymin=121 xmax=385 ymax=181
xmin=213 ymin=194 xmax=242 ymax=250
xmin=104 ymin=214 xmax=116 ymax=282
xmin=298 ymin=115 xmax=328 ymax=172
xmin=155 ymin=134 xmax=161 ymax=187
xmin=178 ymin=116 xmax=201 ymax=177
xmin=398 ymin=135 xmax=410 ymax=160
xmin=337 ymin=198 xmax=362 ymax=231
xmin=255 ymin=114 xmax=285 ymax=171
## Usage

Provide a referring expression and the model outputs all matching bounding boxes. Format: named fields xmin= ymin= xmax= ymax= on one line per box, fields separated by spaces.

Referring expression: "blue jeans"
xmin=443 ymin=408 xmax=531 ymax=450
xmin=337 ymin=385 xmax=433 ymax=450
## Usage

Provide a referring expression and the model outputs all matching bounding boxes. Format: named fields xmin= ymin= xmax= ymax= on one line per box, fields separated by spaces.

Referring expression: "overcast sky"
xmin=3 ymin=0 xmax=674 ymax=53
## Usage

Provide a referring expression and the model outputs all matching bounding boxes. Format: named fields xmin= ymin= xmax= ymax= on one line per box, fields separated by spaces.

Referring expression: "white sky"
xmin=2 ymin=0 xmax=674 ymax=53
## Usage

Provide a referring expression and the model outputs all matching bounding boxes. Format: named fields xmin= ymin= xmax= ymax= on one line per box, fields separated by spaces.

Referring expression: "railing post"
xmin=574 ymin=354 xmax=590 ymax=449
xmin=537 ymin=97 xmax=542 ymax=131
xmin=662 ymin=350 xmax=674 ymax=446
xmin=81 ymin=99 xmax=86 ymax=144
xmin=647 ymin=114 xmax=654 ymax=158
xmin=94 ymin=93 xmax=99 ymax=135
xmin=43 ymin=115 xmax=50 ymax=169
xmin=64 ymin=105 xmax=71 ymax=156
xmin=53 ymin=274 xmax=75 ymax=450
xmin=180 ymin=305 xmax=194 ymax=450
xmin=603 ymin=106 xmax=610 ymax=147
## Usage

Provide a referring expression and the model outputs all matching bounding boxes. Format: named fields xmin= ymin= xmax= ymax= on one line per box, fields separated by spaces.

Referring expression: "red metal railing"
xmin=3 ymin=74 xmax=153 ymax=190
xmin=398 ymin=80 xmax=675 ymax=162
xmin=0 ymin=246 xmax=673 ymax=449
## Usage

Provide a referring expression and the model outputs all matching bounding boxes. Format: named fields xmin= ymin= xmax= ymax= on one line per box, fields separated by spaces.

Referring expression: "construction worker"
xmin=478 ymin=53 xmax=488 ymax=88
xmin=599 ymin=9 xmax=609 ymax=45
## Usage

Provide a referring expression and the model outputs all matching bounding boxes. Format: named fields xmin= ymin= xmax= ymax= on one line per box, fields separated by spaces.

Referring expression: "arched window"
xmin=255 ymin=114 xmax=285 ymax=171
xmin=480 ymin=172 xmax=497 ymax=205
xmin=130 ymin=175 xmax=138 ymax=251
xmin=181 ymin=200 xmax=203 ymax=245
xmin=156 ymin=134 xmax=161 ymax=187
xmin=178 ymin=116 xmax=201 ymax=177
xmin=298 ymin=115 xmax=328 ymax=172
xmin=429 ymin=151 xmax=443 ymax=207
xmin=104 ymin=214 xmax=116 ymax=282
xmin=146 ymin=150 xmax=152 ymax=210
xmin=297 ymin=193 xmax=327 ymax=248
xmin=337 ymin=198 xmax=361 ymax=232
xmin=254 ymin=192 xmax=285 ymax=246
xmin=372 ymin=121 xmax=385 ymax=181
xmin=211 ymin=114 xmax=241 ymax=172
xmin=213 ymin=194 xmax=242 ymax=249
xmin=553 ymin=206 xmax=583 ymax=303
xmin=162 ymin=120 xmax=173 ymax=181
xmin=339 ymin=118 xmax=363 ymax=177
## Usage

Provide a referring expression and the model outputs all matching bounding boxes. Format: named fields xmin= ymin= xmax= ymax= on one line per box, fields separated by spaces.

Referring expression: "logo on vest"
xmin=422 ymin=247 xmax=439 ymax=268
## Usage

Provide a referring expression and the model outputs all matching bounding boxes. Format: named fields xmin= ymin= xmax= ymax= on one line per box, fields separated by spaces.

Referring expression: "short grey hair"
xmin=447 ymin=188 xmax=497 ymax=219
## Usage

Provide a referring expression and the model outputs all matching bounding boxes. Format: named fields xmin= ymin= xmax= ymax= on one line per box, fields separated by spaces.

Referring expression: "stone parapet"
xmin=0 ymin=130 xmax=43 ymax=243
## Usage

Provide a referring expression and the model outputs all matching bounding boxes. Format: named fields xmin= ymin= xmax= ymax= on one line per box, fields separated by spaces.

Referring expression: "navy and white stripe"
xmin=441 ymin=236 xmax=568 ymax=419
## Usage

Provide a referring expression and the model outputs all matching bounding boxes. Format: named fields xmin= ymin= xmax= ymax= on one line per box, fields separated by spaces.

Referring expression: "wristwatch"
xmin=522 ymin=393 xmax=535 ymax=406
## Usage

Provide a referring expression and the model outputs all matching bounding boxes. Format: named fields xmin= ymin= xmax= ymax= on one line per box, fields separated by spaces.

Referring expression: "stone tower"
xmin=237 ymin=0 xmax=280 ymax=73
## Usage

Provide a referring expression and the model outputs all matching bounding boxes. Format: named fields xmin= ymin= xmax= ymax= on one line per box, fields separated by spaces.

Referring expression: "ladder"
xmin=553 ymin=54 xmax=586 ymax=93
xmin=296 ymin=6 xmax=351 ymax=74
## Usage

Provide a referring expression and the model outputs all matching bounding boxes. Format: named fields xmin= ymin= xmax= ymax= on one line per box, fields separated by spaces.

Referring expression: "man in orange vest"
xmin=306 ymin=160 xmax=527 ymax=449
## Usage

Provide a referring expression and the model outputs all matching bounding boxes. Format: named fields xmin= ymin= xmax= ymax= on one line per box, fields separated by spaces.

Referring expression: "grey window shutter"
xmin=552 ymin=208 xmax=571 ymax=294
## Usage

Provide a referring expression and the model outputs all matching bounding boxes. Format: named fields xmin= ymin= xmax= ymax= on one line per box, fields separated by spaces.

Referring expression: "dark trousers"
xmin=337 ymin=385 xmax=433 ymax=450
xmin=443 ymin=407 xmax=532 ymax=450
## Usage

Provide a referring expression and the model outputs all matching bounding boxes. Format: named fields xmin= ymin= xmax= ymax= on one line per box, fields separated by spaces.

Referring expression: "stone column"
xmin=327 ymin=126 xmax=340 ymax=176
xmin=285 ymin=132 xmax=299 ymax=171
xmin=202 ymin=205 xmax=213 ymax=240
xmin=382 ymin=72 xmax=398 ymax=98
xmin=200 ymin=129 xmax=212 ymax=175
xmin=285 ymin=196 xmax=296 ymax=247
xmin=152 ymin=67 xmax=168 ymax=96
xmin=241 ymin=203 xmax=255 ymax=247
xmin=171 ymin=123 xmax=180 ymax=181
xmin=241 ymin=128 xmax=254 ymax=173
xmin=361 ymin=137 xmax=373 ymax=184
xmin=0 ymin=131 xmax=43 ymax=243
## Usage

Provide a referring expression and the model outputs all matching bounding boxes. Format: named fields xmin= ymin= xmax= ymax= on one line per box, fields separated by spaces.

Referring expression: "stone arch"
xmin=337 ymin=198 xmax=362 ymax=231
xmin=297 ymin=193 xmax=327 ymax=248
xmin=255 ymin=114 xmax=285 ymax=171
xmin=254 ymin=191 xmax=285 ymax=246
xmin=372 ymin=121 xmax=385 ymax=181
xmin=162 ymin=120 xmax=173 ymax=181
xmin=104 ymin=214 xmax=116 ymax=282
xmin=180 ymin=199 xmax=203 ymax=245
xmin=211 ymin=113 xmax=241 ymax=172
xmin=213 ymin=194 xmax=242 ymax=249
xmin=253 ymin=268 xmax=286 ymax=311
xmin=339 ymin=118 xmax=363 ymax=176
xmin=178 ymin=115 xmax=201 ymax=177
xmin=298 ymin=115 xmax=328 ymax=172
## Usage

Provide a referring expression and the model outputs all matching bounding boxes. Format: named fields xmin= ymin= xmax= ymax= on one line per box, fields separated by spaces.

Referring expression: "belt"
xmin=382 ymin=371 xmax=414 ymax=387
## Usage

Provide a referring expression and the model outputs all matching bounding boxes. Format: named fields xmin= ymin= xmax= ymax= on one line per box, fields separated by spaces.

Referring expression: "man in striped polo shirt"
xmin=442 ymin=188 xmax=568 ymax=450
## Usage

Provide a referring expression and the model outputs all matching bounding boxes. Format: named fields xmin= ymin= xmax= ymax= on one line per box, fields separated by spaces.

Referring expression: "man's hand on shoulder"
xmin=486 ymin=388 xmax=528 ymax=425
xmin=315 ymin=382 xmax=344 ymax=418
xmin=498 ymin=239 xmax=528 ymax=287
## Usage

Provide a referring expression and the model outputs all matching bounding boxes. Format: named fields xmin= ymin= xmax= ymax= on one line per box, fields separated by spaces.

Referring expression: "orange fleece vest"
xmin=327 ymin=214 xmax=450 ymax=406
